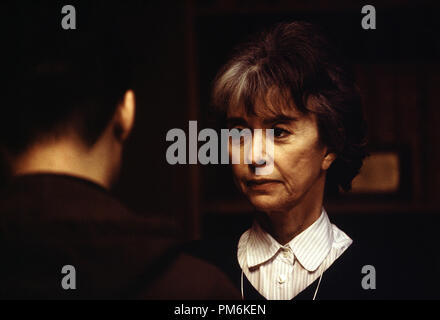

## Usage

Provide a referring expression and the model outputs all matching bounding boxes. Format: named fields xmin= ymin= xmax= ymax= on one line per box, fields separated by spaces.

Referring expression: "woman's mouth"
xmin=245 ymin=179 xmax=281 ymax=191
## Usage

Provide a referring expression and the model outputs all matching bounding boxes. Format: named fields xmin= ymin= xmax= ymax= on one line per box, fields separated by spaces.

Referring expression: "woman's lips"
xmin=245 ymin=179 xmax=281 ymax=191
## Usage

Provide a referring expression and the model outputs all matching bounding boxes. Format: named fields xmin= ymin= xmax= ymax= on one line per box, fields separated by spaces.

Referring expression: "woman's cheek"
xmin=231 ymin=164 xmax=245 ymax=187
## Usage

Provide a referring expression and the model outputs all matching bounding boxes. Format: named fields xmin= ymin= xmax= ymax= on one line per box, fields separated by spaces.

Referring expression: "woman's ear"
xmin=114 ymin=90 xmax=136 ymax=142
xmin=322 ymin=150 xmax=337 ymax=171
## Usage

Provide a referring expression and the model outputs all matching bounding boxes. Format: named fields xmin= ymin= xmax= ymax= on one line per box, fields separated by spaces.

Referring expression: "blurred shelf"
xmin=202 ymin=199 xmax=440 ymax=215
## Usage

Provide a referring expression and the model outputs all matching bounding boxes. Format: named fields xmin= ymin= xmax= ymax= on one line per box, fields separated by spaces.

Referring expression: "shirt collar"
xmin=288 ymin=208 xmax=334 ymax=272
xmin=246 ymin=221 xmax=280 ymax=269
xmin=245 ymin=208 xmax=334 ymax=272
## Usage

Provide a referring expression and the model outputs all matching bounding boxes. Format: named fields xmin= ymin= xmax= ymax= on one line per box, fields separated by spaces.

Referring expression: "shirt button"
xmin=278 ymin=274 xmax=287 ymax=284
xmin=281 ymin=248 xmax=292 ymax=259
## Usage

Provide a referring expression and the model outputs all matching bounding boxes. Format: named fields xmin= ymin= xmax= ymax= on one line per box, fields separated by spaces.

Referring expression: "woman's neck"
xmin=257 ymin=206 xmax=322 ymax=245
xmin=256 ymin=181 xmax=325 ymax=245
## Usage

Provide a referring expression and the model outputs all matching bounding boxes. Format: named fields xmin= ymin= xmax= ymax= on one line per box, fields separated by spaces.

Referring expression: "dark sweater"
xmin=0 ymin=174 xmax=239 ymax=299
xmin=185 ymin=219 xmax=440 ymax=300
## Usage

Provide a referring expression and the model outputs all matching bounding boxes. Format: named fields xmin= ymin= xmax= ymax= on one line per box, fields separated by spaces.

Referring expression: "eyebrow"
xmin=226 ymin=117 xmax=248 ymax=128
xmin=262 ymin=115 xmax=299 ymax=126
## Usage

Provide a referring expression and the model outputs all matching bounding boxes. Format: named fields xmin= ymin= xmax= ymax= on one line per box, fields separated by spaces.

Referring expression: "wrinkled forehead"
xmin=226 ymin=87 xmax=305 ymax=120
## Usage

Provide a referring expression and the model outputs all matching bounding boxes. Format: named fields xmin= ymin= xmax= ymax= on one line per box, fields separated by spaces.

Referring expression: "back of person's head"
xmin=2 ymin=1 xmax=133 ymax=155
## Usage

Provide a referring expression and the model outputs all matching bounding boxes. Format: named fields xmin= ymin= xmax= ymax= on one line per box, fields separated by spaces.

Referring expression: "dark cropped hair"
xmin=1 ymin=1 xmax=133 ymax=154
xmin=212 ymin=21 xmax=368 ymax=195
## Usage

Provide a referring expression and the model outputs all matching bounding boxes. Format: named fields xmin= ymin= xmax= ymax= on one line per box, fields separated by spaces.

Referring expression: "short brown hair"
xmin=212 ymin=21 xmax=368 ymax=195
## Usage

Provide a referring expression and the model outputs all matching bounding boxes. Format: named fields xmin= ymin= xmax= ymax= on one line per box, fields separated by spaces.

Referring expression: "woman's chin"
xmin=248 ymin=194 xmax=284 ymax=212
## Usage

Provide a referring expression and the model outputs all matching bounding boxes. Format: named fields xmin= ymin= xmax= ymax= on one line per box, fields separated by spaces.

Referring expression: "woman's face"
xmin=227 ymin=96 xmax=335 ymax=213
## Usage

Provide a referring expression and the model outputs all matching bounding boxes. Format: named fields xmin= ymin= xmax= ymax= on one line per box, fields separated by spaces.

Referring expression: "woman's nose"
xmin=245 ymin=129 xmax=267 ymax=167
xmin=244 ymin=129 xmax=274 ymax=175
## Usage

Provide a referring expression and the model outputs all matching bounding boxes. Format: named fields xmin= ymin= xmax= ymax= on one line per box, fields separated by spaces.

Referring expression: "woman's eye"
xmin=273 ymin=127 xmax=290 ymax=138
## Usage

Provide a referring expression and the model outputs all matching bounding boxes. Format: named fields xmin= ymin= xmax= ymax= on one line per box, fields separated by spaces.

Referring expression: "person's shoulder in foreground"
xmin=0 ymin=173 xmax=239 ymax=299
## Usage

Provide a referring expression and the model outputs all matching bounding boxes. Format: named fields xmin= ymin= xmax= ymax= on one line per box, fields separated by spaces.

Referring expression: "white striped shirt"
xmin=237 ymin=208 xmax=352 ymax=300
